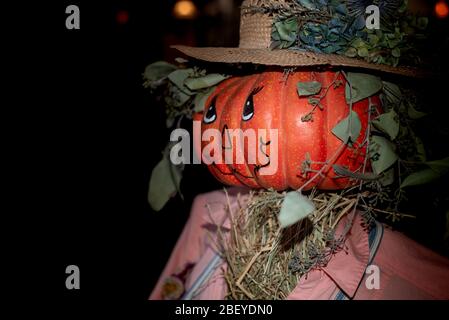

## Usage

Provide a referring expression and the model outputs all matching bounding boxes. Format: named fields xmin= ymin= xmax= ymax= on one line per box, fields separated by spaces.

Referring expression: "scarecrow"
xmin=145 ymin=0 xmax=449 ymax=300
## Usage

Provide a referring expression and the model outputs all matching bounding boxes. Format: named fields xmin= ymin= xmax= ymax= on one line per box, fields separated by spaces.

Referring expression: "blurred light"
xmin=116 ymin=10 xmax=129 ymax=24
xmin=435 ymin=1 xmax=449 ymax=18
xmin=173 ymin=0 xmax=198 ymax=19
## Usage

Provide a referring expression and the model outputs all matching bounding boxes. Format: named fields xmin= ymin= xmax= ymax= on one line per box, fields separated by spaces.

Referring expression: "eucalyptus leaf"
xmin=382 ymin=81 xmax=402 ymax=105
xmin=345 ymin=73 xmax=383 ymax=104
xmin=166 ymin=85 xmax=190 ymax=107
xmin=351 ymin=38 xmax=366 ymax=49
xmin=425 ymin=157 xmax=449 ymax=175
xmin=331 ymin=111 xmax=362 ymax=144
xmin=353 ymin=15 xmax=366 ymax=30
xmin=278 ymin=192 xmax=316 ymax=228
xmin=298 ymin=0 xmax=316 ymax=10
xmin=400 ymin=169 xmax=441 ymax=188
xmin=357 ymin=47 xmax=369 ymax=57
xmin=143 ymin=61 xmax=177 ymax=82
xmin=148 ymin=154 xmax=183 ymax=211
xmin=369 ymin=135 xmax=398 ymax=175
xmin=275 ymin=18 xmax=298 ymax=42
xmin=372 ymin=110 xmax=400 ymax=140
xmin=168 ymin=69 xmax=195 ymax=95
xmin=368 ymin=34 xmax=380 ymax=46
xmin=391 ymin=47 xmax=401 ymax=58
xmin=322 ymin=44 xmax=341 ymax=53
xmin=297 ymin=81 xmax=322 ymax=96
xmin=272 ymin=31 xmax=280 ymax=41
xmin=185 ymin=74 xmax=228 ymax=90
xmin=193 ymin=86 xmax=216 ymax=112
xmin=407 ymin=102 xmax=427 ymax=119
xmin=379 ymin=167 xmax=395 ymax=186
xmin=335 ymin=3 xmax=347 ymax=15
xmin=345 ymin=47 xmax=357 ymax=57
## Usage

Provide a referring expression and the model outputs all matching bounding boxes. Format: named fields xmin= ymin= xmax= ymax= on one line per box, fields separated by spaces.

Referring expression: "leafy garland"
xmin=143 ymin=61 xmax=448 ymax=216
xmin=269 ymin=0 xmax=428 ymax=67
xmin=276 ymin=70 xmax=449 ymax=229
xmin=143 ymin=60 xmax=230 ymax=210
xmin=143 ymin=60 xmax=229 ymax=128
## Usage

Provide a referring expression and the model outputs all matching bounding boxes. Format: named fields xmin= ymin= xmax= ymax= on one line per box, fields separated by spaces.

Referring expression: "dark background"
xmin=15 ymin=0 xmax=449 ymax=303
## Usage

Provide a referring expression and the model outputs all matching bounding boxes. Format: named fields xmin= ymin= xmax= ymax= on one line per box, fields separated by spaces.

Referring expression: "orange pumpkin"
xmin=193 ymin=71 xmax=381 ymax=191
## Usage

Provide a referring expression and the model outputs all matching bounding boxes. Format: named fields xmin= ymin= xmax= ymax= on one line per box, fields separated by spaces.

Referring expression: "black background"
xmin=16 ymin=0 xmax=233 ymax=302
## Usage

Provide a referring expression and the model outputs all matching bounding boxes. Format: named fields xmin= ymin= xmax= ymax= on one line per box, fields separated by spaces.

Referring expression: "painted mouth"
xmin=212 ymin=124 xmax=272 ymax=180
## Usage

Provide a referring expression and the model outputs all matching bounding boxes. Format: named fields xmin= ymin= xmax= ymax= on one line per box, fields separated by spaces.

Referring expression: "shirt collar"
xmin=320 ymin=212 xmax=371 ymax=298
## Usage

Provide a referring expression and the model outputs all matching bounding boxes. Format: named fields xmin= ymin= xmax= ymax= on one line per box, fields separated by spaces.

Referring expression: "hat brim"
xmin=172 ymin=45 xmax=428 ymax=78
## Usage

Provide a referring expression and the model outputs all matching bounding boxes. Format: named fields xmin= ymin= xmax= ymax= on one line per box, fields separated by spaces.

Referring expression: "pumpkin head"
xmin=193 ymin=71 xmax=381 ymax=191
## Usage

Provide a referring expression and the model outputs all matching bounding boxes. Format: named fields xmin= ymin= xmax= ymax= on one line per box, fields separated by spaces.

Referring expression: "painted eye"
xmin=242 ymin=94 xmax=254 ymax=121
xmin=203 ymin=97 xmax=217 ymax=124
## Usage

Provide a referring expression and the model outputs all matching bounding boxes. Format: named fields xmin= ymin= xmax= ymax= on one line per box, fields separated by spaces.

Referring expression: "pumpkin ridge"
xmin=320 ymin=72 xmax=332 ymax=189
xmin=206 ymin=77 xmax=247 ymax=187
xmin=282 ymin=71 xmax=294 ymax=190
xmin=238 ymin=72 xmax=268 ymax=188
xmin=221 ymin=74 xmax=260 ymax=188
xmin=255 ymin=71 xmax=285 ymax=190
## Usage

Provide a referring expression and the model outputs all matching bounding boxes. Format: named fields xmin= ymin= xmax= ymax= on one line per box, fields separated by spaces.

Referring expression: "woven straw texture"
xmin=172 ymin=0 xmax=425 ymax=77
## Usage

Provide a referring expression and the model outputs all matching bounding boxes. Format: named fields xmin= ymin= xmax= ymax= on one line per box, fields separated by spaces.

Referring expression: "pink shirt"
xmin=150 ymin=188 xmax=449 ymax=300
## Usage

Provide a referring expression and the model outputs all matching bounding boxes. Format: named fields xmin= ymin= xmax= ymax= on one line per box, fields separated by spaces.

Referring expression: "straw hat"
xmin=173 ymin=0 xmax=425 ymax=77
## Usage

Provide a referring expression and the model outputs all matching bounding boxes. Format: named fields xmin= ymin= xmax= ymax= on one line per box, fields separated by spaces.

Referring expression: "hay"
xmin=214 ymin=187 xmax=413 ymax=300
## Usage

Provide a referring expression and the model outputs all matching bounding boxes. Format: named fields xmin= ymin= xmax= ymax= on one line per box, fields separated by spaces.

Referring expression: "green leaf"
xmin=391 ymin=47 xmax=401 ymax=58
xmin=400 ymin=168 xmax=441 ymax=188
xmin=143 ymin=61 xmax=177 ymax=82
xmin=425 ymin=157 xmax=449 ymax=175
xmin=185 ymin=74 xmax=228 ymax=90
xmin=379 ymin=167 xmax=395 ymax=186
xmin=357 ymin=47 xmax=369 ymax=57
xmin=331 ymin=111 xmax=362 ymax=144
xmin=166 ymin=85 xmax=190 ymax=107
xmin=407 ymin=102 xmax=427 ymax=119
xmin=345 ymin=72 xmax=383 ymax=104
xmin=297 ymin=81 xmax=322 ymax=96
xmin=148 ymin=154 xmax=183 ymax=211
xmin=344 ymin=47 xmax=357 ymax=58
xmin=368 ymin=34 xmax=380 ymax=46
xmin=193 ymin=86 xmax=216 ymax=112
xmin=369 ymin=135 xmax=398 ymax=175
xmin=298 ymin=0 xmax=316 ymax=10
xmin=351 ymin=38 xmax=366 ymax=49
xmin=382 ymin=81 xmax=402 ymax=105
xmin=274 ymin=17 xmax=298 ymax=42
xmin=372 ymin=110 xmax=400 ymax=140
xmin=278 ymin=192 xmax=316 ymax=228
xmin=168 ymin=69 xmax=195 ymax=95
